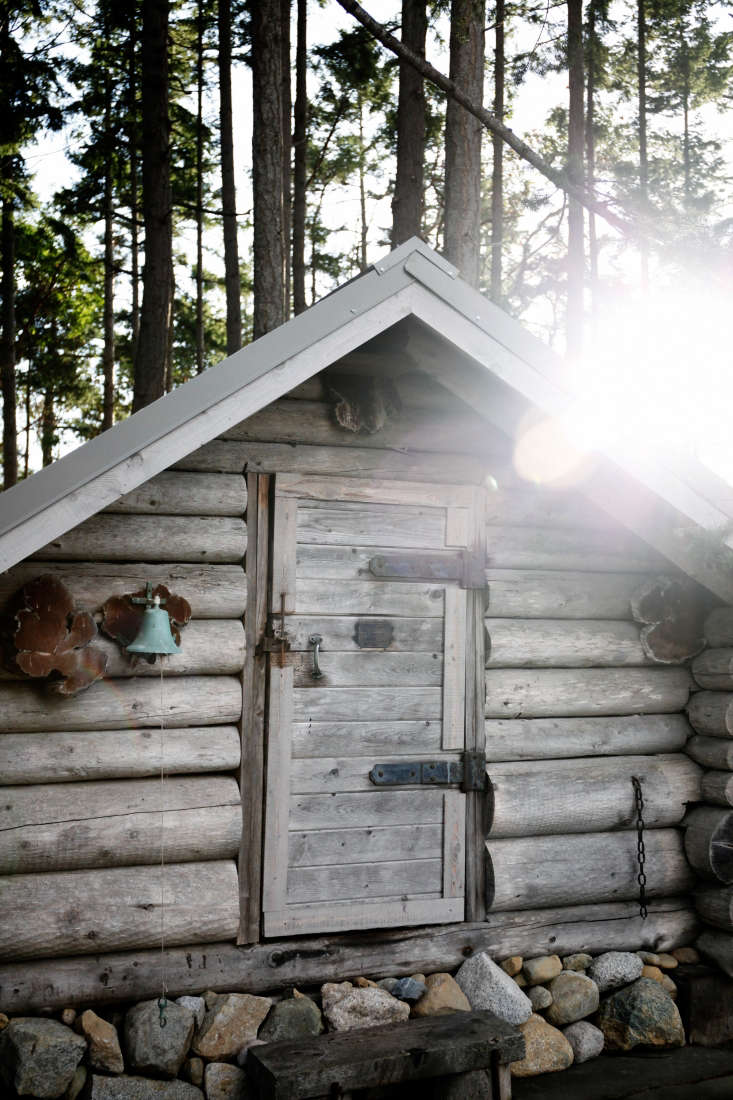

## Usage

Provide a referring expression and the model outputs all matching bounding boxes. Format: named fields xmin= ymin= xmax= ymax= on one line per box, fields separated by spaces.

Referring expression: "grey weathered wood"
xmin=32 ymin=514 xmax=246 ymax=563
xmin=701 ymin=771 xmax=733 ymax=807
xmin=695 ymin=886 xmax=733 ymax=931
xmin=484 ymin=714 xmax=691 ymax=762
xmin=683 ymin=806 xmax=733 ymax=884
xmin=692 ymin=649 xmax=733 ymax=691
xmin=292 ymin=687 xmax=442 ymax=722
xmin=688 ymin=692 xmax=733 ymax=737
xmin=278 ymin=474 xmax=474 ymax=509
xmin=291 ymin=720 xmax=443 ymax=759
xmin=0 ymin=860 xmax=239 ymax=960
xmin=705 ymin=607 xmax=733 ymax=648
xmin=697 ymin=929 xmax=733 ymax=978
xmin=288 ymin=858 xmax=442 ymax=905
xmin=0 ymin=619 xmax=246 ymax=680
xmin=0 ymin=898 xmax=697 ymax=1011
xmin=290 ymin=755 xmax=461 ymax=794
xmin=486 ymin=524 xmax=662 ymax=572
xmin=298 ymin=504 xmax=446 ymax=550
xmin=291 ymin=651 xmax=443 ymax=687
xmin=288 ymin=824 xmax=442 ymax=866
xmin=290 ymin=790 xmax=444 ymax=830
xmin=485 ymin=667 xmax=691 ymax=718
xmin=287 ymin=616 xmax=443 ymax=652
xmin=488 ymin=828 xmax=694 ymax=911
xmin=486 ymin=619 xmax=649 ymax=668
xmin=294 ymin=579 xmax=445 ymax=617
xmin=0 ymin=676 xmax=243 ymax=732
xmin=246 ymin=1011 xmax=524 ymax=1100
xmin=489 ymin=753 xmax=701 ymax=837
xmin=485 ymin=569 xmax=652 ymax=620
xmin=105 ymin=471 xmax=247 ymax=515
xmin=0 ymin=726 xmax=241 ymax=785
xmin=484 ymin=484 xmax=615 ymax=531
xmin=465 ymin=487 xmax=487 ymax=923
xmin=0 ymin=562 xmax=246 ymax=618
xmin=687 ymin=736 xmax=733 ymax=771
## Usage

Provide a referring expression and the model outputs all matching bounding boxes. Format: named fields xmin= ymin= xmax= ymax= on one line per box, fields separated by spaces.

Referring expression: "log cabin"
xmin=2 ymin=237 xmax=733 ymax=1013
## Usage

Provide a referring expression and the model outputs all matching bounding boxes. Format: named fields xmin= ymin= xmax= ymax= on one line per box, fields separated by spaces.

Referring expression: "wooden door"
xmin=261 ymin=473 xmax=481 ymax=937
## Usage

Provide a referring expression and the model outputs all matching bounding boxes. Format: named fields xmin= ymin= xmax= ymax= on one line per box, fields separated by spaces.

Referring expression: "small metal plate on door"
xmin=354 ymin=619 xmax=394 ymax=649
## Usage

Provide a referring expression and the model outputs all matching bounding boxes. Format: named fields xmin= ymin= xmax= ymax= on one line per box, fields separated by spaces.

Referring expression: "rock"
xmin=61 ymin=1008 xmax=77 ymax=1028
xmin=514 ymin=974 xmax=527 ymax=988
xmin=192 ymin=994 xmax=271 ymax=1061
xmin=638 ymin=951 xmax=661 ymax=966
xmin=323 ymin=987 xmax=410 ymax=1032
xmin=510 ymin=1014 xmax=574 ymax=1077
xmin=203 ymin=991 xmax=220 ymax=1010
xmin=657 ymin=953 xmax=679 ymax=970
xmin=563 ymin=1021 xmax=604 ymax=1063
xmin=412 ymin=973 xmax=471 ymax=1017
xmin=204 ymin=1062 xmax=248 ymax=1099
xmin=411 ymin=974 xmax=426 ymax=984
xmin=545 ymin=972 xmax=599 ymax=1027
xmin=500 ymin=956 xmax=523 ymax=977
xmin=258 ymin=997 xmax=323 ymax=1042
xmin=354 ymin=976 xmax=378 ymax=988
xmin=183 ymin=1057 xmax=204 ymax=1087
xmin=562 ymin=953 xmax=592 ymax=972
xmin=321 ymin=981 xmax=353 ymax=1014
xmin=672 ymin=946 xmax=700 ymax=964
xmin=124 ymin=999 xmax=194 ymax=1079
xmin=0 ymin=1012 xmax=7 ymax=1030
xmin=177 ymin=997 xmax=206 ymax=1030
xmin=597 ymin=977 xmax=685 ymax=1051
xmin=0 ymin=1017 xmax=86 ymax=1099
xmin=235 ymin=1040 xmax=265 ymax=1068
xmin=86 ymin=1076 xmax=204 ymax=1098
xmin=523 ymin=955 xmax=563 ymax=985
xmin=455 ymin=952 xmax=532 ymax=1025
xmin=642 ymin=965 xmax=665 ymax=985
xmin=588 ymin=951 xmax=643 ymax=993
xmin=377 ymin=978 xmax=399 ymax=994
xmin=78 ymin=1010 xmax=124 ymax=1075
xmin=66 ymin=1065 xmax=87 ymax=1100
xmin=661 ymin=975 xmax=678 ymax=1000
xmin=391 ymin=977 xmax=427 ymax=1003
xmin=528 ymin=986 xmax=553 ymax=1011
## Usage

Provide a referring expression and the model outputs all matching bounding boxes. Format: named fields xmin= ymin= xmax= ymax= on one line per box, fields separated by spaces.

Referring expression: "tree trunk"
xmin=133 ymin=0 xmax=173 ymax=411
xmin=586 ymin=0 xmax=598 ymax=311
xmin=128 ymin=4 xmax=141 ymax=361
xmin=40 ymin=385 xmax=55 ymax=468
xmin=218 ymin=0 xmax=242 ymax=352
xmin=566 ymin=0 xmax=584 ymax=360
xmin=292 ymin=0 xmax=308 ymax=314
xmin=358 ymin=93 xmax=368 ymax=271
xmin=102 ymin=67 xmax=115 ymax=431
xmin=195 ymin=0 xmax=205 ymax=375
xmin=444 ymin=0 xmax=485 ymax=287
xmin=282 ymin=0 xmax=292 ymax=317
xmin=391 ymin=0 xmax=427 ymax=246
xmin=490 ymin=0 xmax=504 ymax=302
xmin=251 ymin=0 xmax=285 ymax=338
xmin=680 ymin=24 xmax=691 ymax=211
xmin=637 ymin=0 xmax=648 ymax=289
xmin=1 ymin=191 xmax=17 ymax=488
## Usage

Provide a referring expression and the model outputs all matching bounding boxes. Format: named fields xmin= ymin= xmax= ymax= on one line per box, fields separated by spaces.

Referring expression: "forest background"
xmin=2 ymin=0 xmax=733 ymax=489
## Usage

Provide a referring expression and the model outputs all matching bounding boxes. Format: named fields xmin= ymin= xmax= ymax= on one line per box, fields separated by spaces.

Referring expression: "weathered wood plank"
xmin=32 ymin=515 xmax=246 ymax=563
xmin=489 ymin=754 xmax=701 ymax=837
xmin=291 ymin=720 xmax=442 ymax=759
xmin=0 ymin=861 xmax=240 ymax=960
xmin=688 ymin=692 xmax=733 ymax=737
xmin=297 ymin=505 xmax=445 ymax=550
xmin=0 ymin=562 xmax=246 ymax=618
xmin=294 ymin=579 xmax=446 ymax=617
xmin=279 ymin=474 xmax=473 ymax=510
xmin=0 ymin=620 xmax=246 ymax=680
xmin=292 ymin=687 xmax=442 ymax=722
xmin=288 ymin=858 xmax=443 ymax=905
xmin=695 ymin=886 xmax=733 ymax=932
xmin=486 ymin=619 xmax=649 ymax=668
xmin=443 ymin=586 xmax=467 ymax=749
xmin=262 ymin=666 xmax=294 ymax=915
xmin=0 ymin=676 xmax=243 ymax=732
xmin=0 ymin=726 xmax=241 ymax=785
xmin=290 ymin=790 xmax=444 ymax=830
xmin=0 ymin=898 xmax=697 ymax=1011
xmin=696 ymin=929 xmax=733 ymax=978
xmin=106 ymin=472 xmax=247 ymax=516
xmin=485 ymin=569 xmax=651 ymax=620
xmin=265 ymin=897 xmax=462 ymax=937
xmin=290 ymin=755 xmax=461 ymax=794
xmin=705 ymin=607 xmax=733 ymax=648
xmin=692 ymin=649 xmax=733 ymax=691
xmin=287 ymin=616 xmax=443 ymax=652
xmin=687 ymin=736 xmax=733 ymax=770
xmin=488 ymin=828 xmax=694 ymax=911
xmin=485 ymin=485 xmax=616 ymax=531
xmin=291 ymin=651 xmax=443 ymax=687
xmin=288 ymin=824 xmax=442 ymax=867
xmin=701 ymin=771 xmax=733 ymax=807
xmin=484 ymin=714 xmax=691 ymax=762
xmin=683 ymin=806 xmax=733 ymax=883
xmin=0 ymin=805 xmax=241 ymax=875
xmin=485 ymin=667 xmax=692 ymax=718
xmin=486 ymin=525 xmax=662 ymax=572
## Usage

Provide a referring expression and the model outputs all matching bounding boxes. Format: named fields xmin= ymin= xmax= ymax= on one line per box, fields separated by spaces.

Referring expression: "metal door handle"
xmin=308 ymin=634 xmax=323 ymax=679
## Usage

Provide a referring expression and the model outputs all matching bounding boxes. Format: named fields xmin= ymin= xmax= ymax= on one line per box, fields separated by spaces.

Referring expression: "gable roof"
xmin=1 ymin=237 xmax=732 ymax=600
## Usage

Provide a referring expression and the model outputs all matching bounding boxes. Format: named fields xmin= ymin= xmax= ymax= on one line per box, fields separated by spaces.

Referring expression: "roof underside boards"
xmin=0 ymin=237 xmax=731 ymax=600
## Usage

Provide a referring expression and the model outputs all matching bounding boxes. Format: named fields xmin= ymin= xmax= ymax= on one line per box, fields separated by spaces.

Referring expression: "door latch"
xmin=369 ymin=751 xmax=487 ymax=793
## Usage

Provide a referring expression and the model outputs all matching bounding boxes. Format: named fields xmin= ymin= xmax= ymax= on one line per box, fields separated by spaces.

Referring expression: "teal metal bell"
xmin=127 ymin=589 xmax=181 ymax=655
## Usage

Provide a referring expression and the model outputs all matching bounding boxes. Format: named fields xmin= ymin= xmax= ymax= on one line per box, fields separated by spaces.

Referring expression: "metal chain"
xmin=631 ymin=776 xmax=648 ymax=920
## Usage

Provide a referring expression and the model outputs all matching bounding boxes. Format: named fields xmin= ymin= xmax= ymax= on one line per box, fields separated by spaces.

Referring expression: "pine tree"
xmin=391 ymin=0 xmax=427 ymax=245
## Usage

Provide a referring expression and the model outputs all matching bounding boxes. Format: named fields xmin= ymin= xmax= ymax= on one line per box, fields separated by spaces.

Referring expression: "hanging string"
xmin=158 ymin=660 xmax=168 ymax=1027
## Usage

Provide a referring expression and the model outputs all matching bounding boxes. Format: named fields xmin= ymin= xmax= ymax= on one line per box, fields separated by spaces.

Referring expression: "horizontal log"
xmin=487 ymin=828 xmax=693 ymax=911
xmin=105 ymin=472 xmax=247 ymax=516
xmin=291 ymin=720 xmax=442 ymax=759
xmin=486 ymin=525 xmax=662 ymax=572
xmin=489 ymin=753 xmax=701 ymax=837
xmin=695 ymin=886 xmax=733 ymax=931
xmin=688 ymin=692 xmax=733 ymax=737
xmin=485 ymin=667 xmax=692 ymax=718
xmin=0 ymin=620 xmax=246 ymax=680
xmin=701 ymin=771 xmax=733 ymax=807
xmin=0 ymin=726 xmax=241 ymax=785
xmin=292 ymin=651 xmax=443 ymax=688
xmin=486 ymin=569 xmax=652 ymax=620
xmin=692 ymin=649 xmax=733 ymax=691
xmin=0 ymin=563 xmax=246 ymax=618
xmin=0 ymin=898 xmax=697 ymax=1011
xmin=697 ymin=929 xmax=733 ymax=978
xmin=0 ymin=804 xmax=241 ymax=875
xmin=0 ymin=861 xmax=239 ymax=960
xmin=686 ymin=736 xmax=733 ymax=770
xmin=484 ymin=714 xmax=691 ymax=762
xmin=684 ymin=807 xmax=733 ymax=883
xmin=33 ymin=515 xmax=246 ymax=563
xmin=486 ymin=619 xmax=648 ymax=668
xmin=0 ymin=676 xmax=243 ymax=732
xmin=705 ymin=607 xmax=733 ymax=648
xmin=175 ymin=440 xmax=489 ymax=485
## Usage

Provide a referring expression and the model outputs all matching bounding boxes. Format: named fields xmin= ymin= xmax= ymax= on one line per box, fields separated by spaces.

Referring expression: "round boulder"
xmin=546 ymin=971 xmax=599 ymax=1027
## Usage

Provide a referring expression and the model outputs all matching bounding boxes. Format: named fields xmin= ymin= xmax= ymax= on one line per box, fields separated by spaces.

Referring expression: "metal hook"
xmin=308 ymin=634 xmax=323 ymax=679
xmin=158 ymin=997 xmax=168 ymax=1028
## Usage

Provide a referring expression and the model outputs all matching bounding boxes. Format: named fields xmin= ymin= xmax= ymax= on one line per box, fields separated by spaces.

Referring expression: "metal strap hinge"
xmin=369 ymin=751 xmax=487 ymax=793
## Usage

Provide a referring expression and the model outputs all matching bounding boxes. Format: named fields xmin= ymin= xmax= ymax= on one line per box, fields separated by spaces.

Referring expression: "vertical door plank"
xmin=270 ymin=495 xmax=297 ymax=613
xmin=262 ymin=664 xmax=294 ymax=914
xmin=465 ymin=486 xmax=489 ymax=922
xmin=443 ymin=790 xmax=466 ymax=901
xmin=445 ymin=507 xmax=470 ymax=547
xmin=442 ymin=587 xmax=467 ymax=749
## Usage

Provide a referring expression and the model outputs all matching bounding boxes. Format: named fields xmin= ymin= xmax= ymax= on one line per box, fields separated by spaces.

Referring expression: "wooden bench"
xmin=246 ymin=1009 xmax=524 ymax=1100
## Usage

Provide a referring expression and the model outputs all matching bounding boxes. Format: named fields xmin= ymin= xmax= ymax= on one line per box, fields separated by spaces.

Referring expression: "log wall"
xmin=0 ymin=368 xmax=702 ymax=1000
